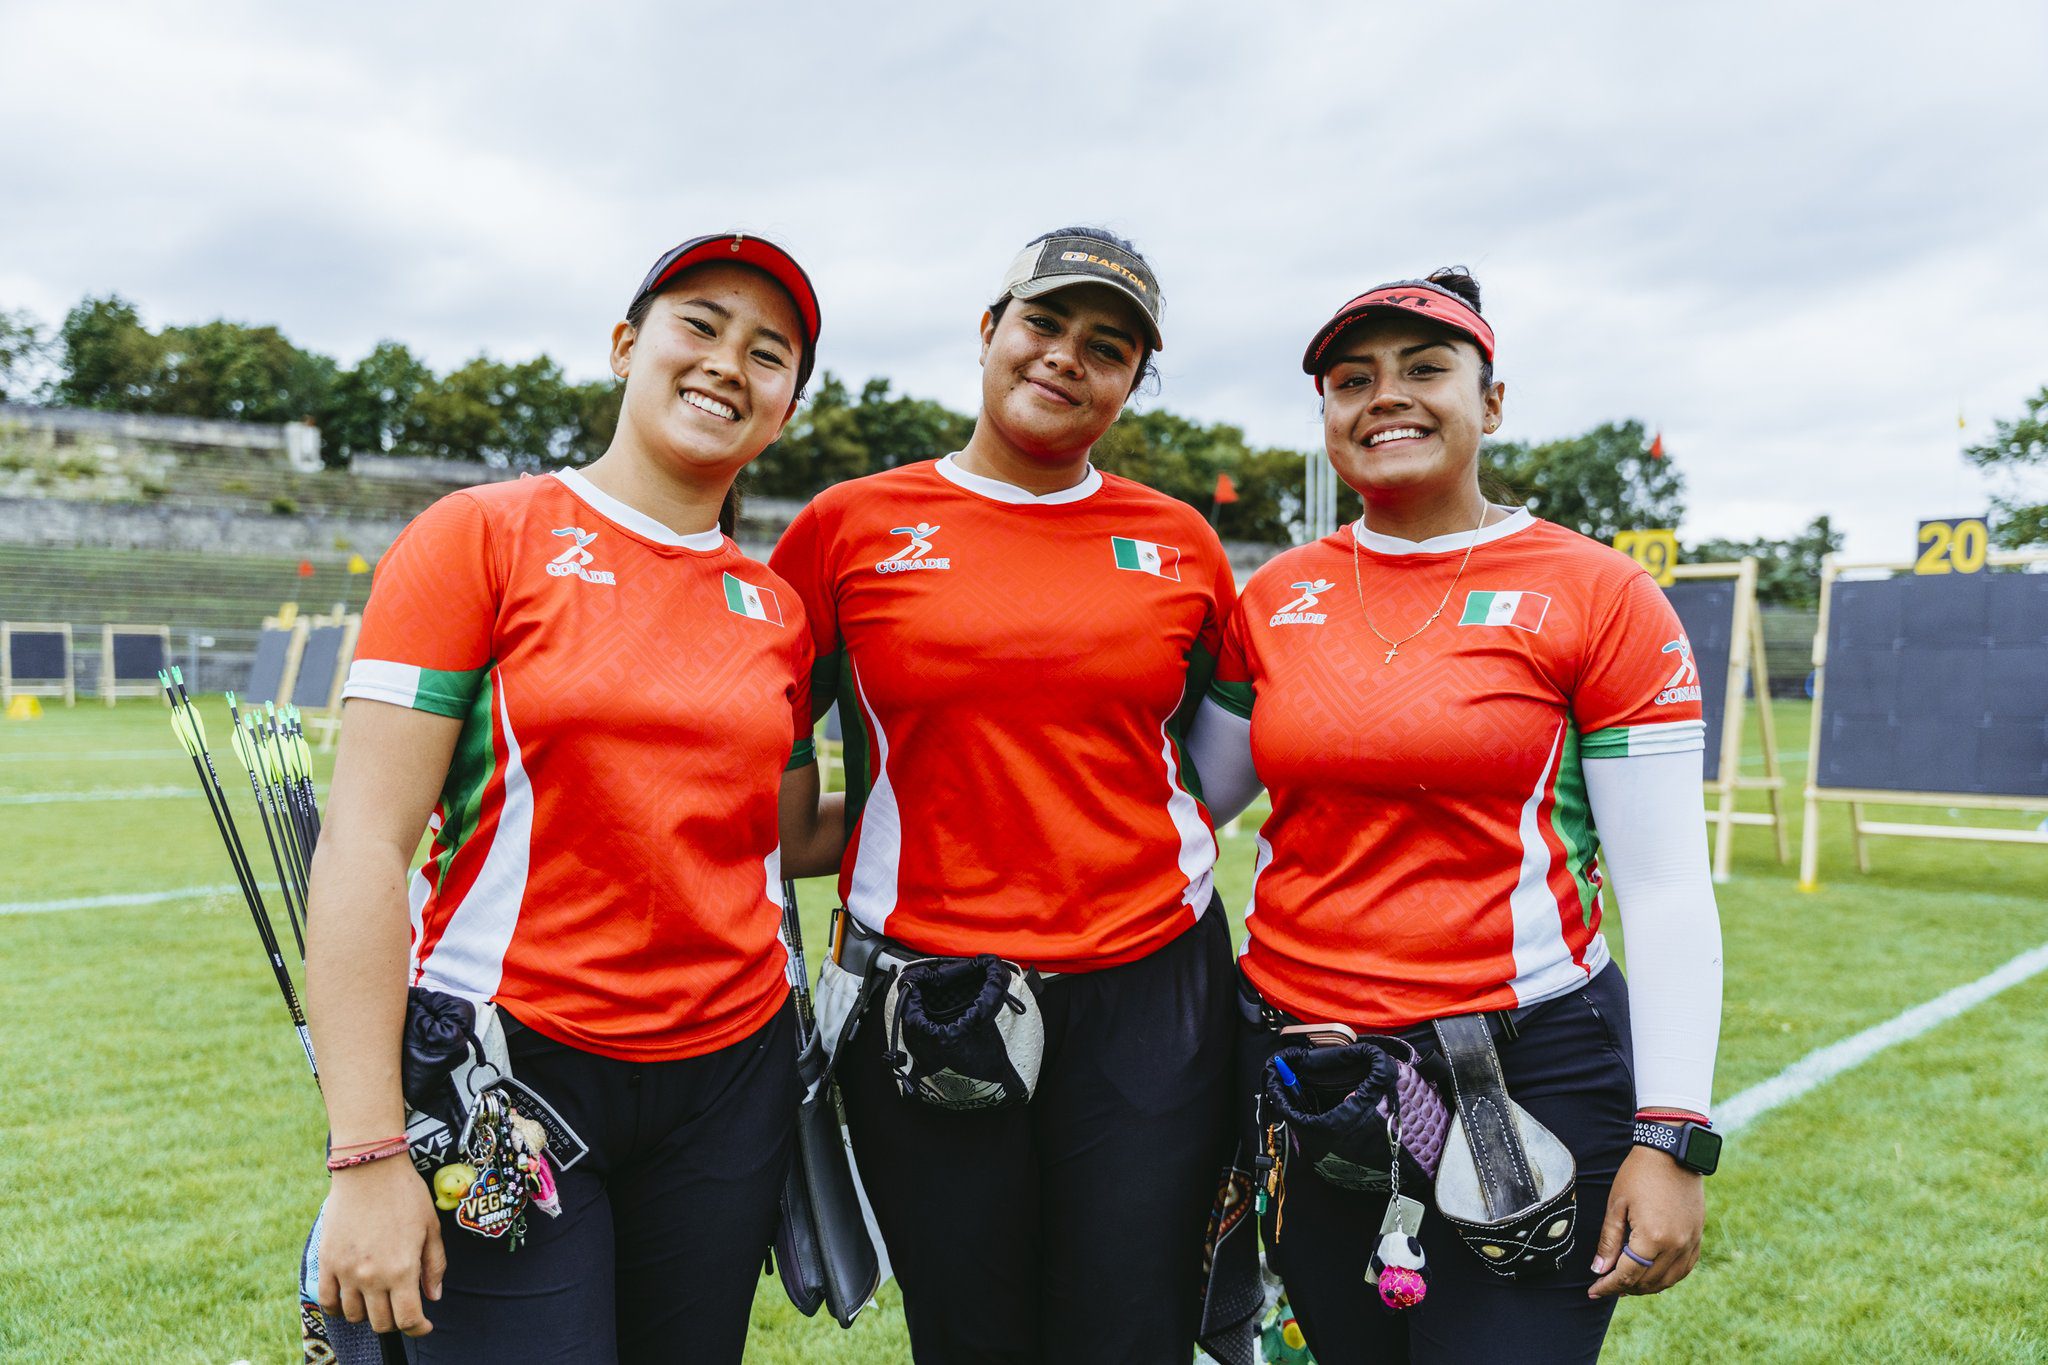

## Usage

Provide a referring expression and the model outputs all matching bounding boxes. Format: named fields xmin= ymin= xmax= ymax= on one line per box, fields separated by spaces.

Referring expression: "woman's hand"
xmin=1587 ymin=1145 xmax=1704 ymax=1298
xmin=318 ymin=1156 xmax=447 ymax=1336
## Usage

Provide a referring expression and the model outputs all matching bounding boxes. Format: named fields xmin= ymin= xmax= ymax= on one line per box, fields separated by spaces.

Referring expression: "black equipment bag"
xmin=772 ymin=882 xmax=882 ymax=1326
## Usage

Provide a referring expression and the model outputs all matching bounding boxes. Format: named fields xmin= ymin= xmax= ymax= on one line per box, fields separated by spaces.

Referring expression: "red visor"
xmin=631 ymin=232 xmax=821 ymax=366
xmin=1302 ymin=280 xmax=1495 ymax=391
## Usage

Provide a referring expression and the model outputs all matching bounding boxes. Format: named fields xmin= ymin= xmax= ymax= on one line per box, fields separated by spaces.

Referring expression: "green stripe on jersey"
xmin=1581 ymin=719 xmax=1707 ymax=759
xmin=415 ymin=664 xmax=489 ymax=719
xmin=1547 ymin=722 xmax=1601 ymax=927
xmin=1208 ymin=679 xmax=1255 ymax=721
xmin=430 ymin=666 xmax=501 ymax=889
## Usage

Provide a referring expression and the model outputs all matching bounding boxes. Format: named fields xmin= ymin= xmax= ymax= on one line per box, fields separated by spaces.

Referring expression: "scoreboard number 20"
xmin=1915 ymin=517 xmax=1990 ymax=575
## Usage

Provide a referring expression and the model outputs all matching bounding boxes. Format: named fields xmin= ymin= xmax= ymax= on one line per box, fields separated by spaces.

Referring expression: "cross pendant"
xmin=1384 ymin=645 xmax=1400 ymax=664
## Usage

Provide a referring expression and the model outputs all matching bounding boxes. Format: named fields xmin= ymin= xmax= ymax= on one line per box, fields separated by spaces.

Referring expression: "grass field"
xmin=3 ymin=700 xmax=2046 ymax=1363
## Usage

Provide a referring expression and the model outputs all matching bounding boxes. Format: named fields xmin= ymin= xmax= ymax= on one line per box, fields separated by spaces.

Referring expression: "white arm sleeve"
xmin=1583 ymin=748 xmax=1723 ymax=1118
xmin=1186 ymin=695 xmax=1263 ymax=826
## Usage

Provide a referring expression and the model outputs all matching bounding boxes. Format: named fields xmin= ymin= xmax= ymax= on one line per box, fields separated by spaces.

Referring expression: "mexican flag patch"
xmin=1111 ymin=536 xmax=1181 ymax=580
xmin=1459 ymin=589 xmax=1550 ymax=632
xmin=723 ymin=572 xmax=784 ymax=625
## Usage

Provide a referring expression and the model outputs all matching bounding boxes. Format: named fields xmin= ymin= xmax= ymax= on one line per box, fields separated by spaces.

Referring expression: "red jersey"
xmin=343 ymin=470 xmax=811 ymax=1061
xmin=1212 ymin=511 xmax=1704 ymax=1028
xmin=770 ymin=456 xmax=1237 ymax=970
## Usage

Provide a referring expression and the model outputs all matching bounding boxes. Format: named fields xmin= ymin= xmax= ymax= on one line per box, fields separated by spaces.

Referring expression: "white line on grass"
xmin=1718 ymin=939 xmax=2048 ymax=1135
xmin=0 ymin=884 xmax=253 ymax=915
xmin=0 ymin=750 xmax=186 ymax=763
xmin=0 ymin=786 xmax=193 ymax=805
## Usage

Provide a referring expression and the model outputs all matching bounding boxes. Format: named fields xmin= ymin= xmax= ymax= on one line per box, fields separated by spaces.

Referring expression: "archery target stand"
xmin=1798 ymin=548 xmax=2048 ymax=888
xmin=1668 ymin=559 xmax=1790 ymax=881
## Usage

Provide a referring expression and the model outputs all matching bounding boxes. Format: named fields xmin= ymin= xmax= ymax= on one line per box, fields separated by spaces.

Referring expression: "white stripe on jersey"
xmin=1157 ymin=715 xmax=1216 ymax=913
xmin=1506 ymin=721 xmax=1589 ymax=1006
xmin=344 ymin=658 xmax=424 ymax=709
xmin=1241 ymin=833 xmax=1275 ymax=960
xmin=419 ymin=674 xmax=534 ymax=1007
xmin=846 ymin=662 xmax=904 ymax=936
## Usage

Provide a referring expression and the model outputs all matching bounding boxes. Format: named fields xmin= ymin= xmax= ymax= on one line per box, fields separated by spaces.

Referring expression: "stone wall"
xmin=0 ymin=495 xmax=411 ymax=556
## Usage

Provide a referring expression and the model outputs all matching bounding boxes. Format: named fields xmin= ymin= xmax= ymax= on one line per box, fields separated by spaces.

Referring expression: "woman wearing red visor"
xmin=306 ymin=233 xmax=840 ymax=1362
xmin=1188 ymin=269 xmax=1723 ymax=1362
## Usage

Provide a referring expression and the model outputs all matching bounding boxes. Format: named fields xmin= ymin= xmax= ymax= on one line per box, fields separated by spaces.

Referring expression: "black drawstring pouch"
xmin=881 ymin=955 xmax=1046 ymax=1111
xmin=1261 ymin=1037 xmax=1449 ymax=1193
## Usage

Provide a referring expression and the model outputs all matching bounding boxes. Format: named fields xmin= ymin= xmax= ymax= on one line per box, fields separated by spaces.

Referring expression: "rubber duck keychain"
xmin=1369 ymin=1107 xmax=1429 ymax=1309
xmin=434 ymin=1088 xmax=562 ymax=1250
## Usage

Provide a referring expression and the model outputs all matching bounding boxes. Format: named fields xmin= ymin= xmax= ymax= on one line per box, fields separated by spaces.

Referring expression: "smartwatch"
xmin=1632 ymin=1118 xmax=1721 ymax=1175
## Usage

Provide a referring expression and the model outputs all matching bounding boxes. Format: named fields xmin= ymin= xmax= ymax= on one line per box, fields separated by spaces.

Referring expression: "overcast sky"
xmin=4 ymin=0 xmax=2044 ymax=557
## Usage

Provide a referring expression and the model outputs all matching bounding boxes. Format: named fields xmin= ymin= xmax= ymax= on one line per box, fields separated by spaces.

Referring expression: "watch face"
xmin=1681 ymin=1124 xmax=1723 ymax=1175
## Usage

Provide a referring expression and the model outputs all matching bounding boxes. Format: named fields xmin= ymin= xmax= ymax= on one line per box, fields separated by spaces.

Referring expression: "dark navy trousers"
xmin=408 ymin=999 xmax=798 ymax=1365
xmin=1238 ymin=964 xmax=1639 ymax=1365
xmin=839 ymin=906 xmax=1237 ymax=1365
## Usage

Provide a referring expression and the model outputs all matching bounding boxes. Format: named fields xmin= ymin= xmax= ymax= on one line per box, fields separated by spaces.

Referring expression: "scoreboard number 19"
xmin=1614 ymin=529 xmax=1678 ymax=586
xmin=1915 ymin=516 xmax=1990 ymax=575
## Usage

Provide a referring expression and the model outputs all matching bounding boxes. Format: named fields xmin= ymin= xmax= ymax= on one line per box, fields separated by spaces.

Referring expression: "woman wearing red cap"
xmin=305 ymin=233 xmax=841 ymax=1362
xmin=1190 ymin=268 xmax=1724 ymax=1361
xmin=770 ymin=227 xmax=1239 ymax=1363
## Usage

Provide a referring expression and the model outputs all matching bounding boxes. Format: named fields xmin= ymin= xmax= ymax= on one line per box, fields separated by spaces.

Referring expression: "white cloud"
xmin=3 ymin=0 xmax=2044 ymax=556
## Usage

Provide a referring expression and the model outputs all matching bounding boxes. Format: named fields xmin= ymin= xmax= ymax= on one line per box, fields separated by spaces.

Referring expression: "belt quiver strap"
xmin=1430 ymin=1013 xmax=1578 ymax=1277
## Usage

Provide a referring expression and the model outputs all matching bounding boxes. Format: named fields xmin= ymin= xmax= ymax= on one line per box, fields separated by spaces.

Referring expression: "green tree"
xmin=1963 ymin=386 xmax=2048 ymax=547
xmin=561 ymin=378 xmax=622 ymax=467
xmin=154 ymin=319 xmax=335 ymax=423
xmin=405 ymin=354 xmax=580 ymax=466
xmin=751 ymin=374 xmax=874 ymax=496
xmin=1482 ymin=420 xmax=1685 ymax=542
xmin=54 ymin=295 xmax=163 ymax=410
xmin=407 ymin=356 xmax=507 ymax=462
xmin=322 ymin=341 xmax=435 ymax=466
xmin=1687 ymin=515 xmax=1844 ymax=609
xmin=850 ymin=377 xmax=974 ymax=472
xmin=0 ymin=307 xmax=52 ymax=402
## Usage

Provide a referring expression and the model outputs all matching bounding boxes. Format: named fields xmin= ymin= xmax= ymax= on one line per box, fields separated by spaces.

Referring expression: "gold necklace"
xmin=1352 ymin=506 xmax=1491 ymax=664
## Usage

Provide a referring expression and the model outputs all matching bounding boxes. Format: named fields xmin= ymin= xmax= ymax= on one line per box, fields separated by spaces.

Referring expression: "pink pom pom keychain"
xmin=1371 ymin=1228 xmax=1429 ymax=1309
xmin=1371 ymin=1106 xmax=1428 ymax=1310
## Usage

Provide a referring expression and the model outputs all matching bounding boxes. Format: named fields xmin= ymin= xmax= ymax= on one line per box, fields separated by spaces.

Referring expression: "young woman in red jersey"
xmin=306 ymin=233 xmax=843 ymax=1362
xmin=771 ymin=228 xmax=1239 ymax=1364
xmin=1190 ymin=269 xmax=1724 ymax=1363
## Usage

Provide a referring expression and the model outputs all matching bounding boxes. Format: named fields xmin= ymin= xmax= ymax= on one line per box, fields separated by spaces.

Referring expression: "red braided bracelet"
xmin=327 ymin=1137 xmax=410 ymax=1171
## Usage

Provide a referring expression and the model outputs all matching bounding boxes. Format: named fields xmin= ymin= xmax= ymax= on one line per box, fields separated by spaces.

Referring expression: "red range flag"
xmin=1213 ymin=472 xmax=1240 ymax=505
xmin=1648 ymin=432 xmax=1666 ymax=461
xmin=297 ymin=559 xmax=315 ymax=578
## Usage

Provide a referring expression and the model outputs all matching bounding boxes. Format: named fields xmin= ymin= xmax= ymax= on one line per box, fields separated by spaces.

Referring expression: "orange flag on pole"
xmin=1213 ymin=472 xmax=1240 ymax=504
xmin=1648 ymin=432 xmax=1666 ymax=461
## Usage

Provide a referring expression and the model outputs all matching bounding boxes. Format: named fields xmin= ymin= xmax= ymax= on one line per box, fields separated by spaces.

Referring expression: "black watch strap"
xmin=1632 ymin=1118 xmax=1720 ymax=1175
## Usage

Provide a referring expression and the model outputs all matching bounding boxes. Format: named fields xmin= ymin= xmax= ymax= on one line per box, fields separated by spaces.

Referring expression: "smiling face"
xmin=1320 ymin=315 xmax=1504 ymax=504
xmin=609 ymin=260 xmax=804 ymax=480
xmin=976 ymin=283 xmax=1146 ymax=464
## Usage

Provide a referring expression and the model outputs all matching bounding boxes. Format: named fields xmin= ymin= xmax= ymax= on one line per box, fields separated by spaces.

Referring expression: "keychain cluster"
xmin=1257 ymin=1058 xmax=1430 ymax=1313
xmin=1368 ymin=1106 xmax=1429 ymax=1309
xmin=431 ymin=1087 xmax=561 ymax=1250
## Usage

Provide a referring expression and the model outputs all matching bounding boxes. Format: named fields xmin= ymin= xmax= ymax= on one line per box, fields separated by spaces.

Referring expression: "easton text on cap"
xmin=998 ymin=235 xmax=1165 ymax=350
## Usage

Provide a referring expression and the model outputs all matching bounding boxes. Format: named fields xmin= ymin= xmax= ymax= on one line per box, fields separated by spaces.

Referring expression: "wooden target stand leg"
xmin=1750 ymin=602 xmax=1791 ymax=864
xmin=1675 ymin=558 xmax=1787 ymax=882
xmin=1798 ymin=558 xmax=1838 ymax=891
